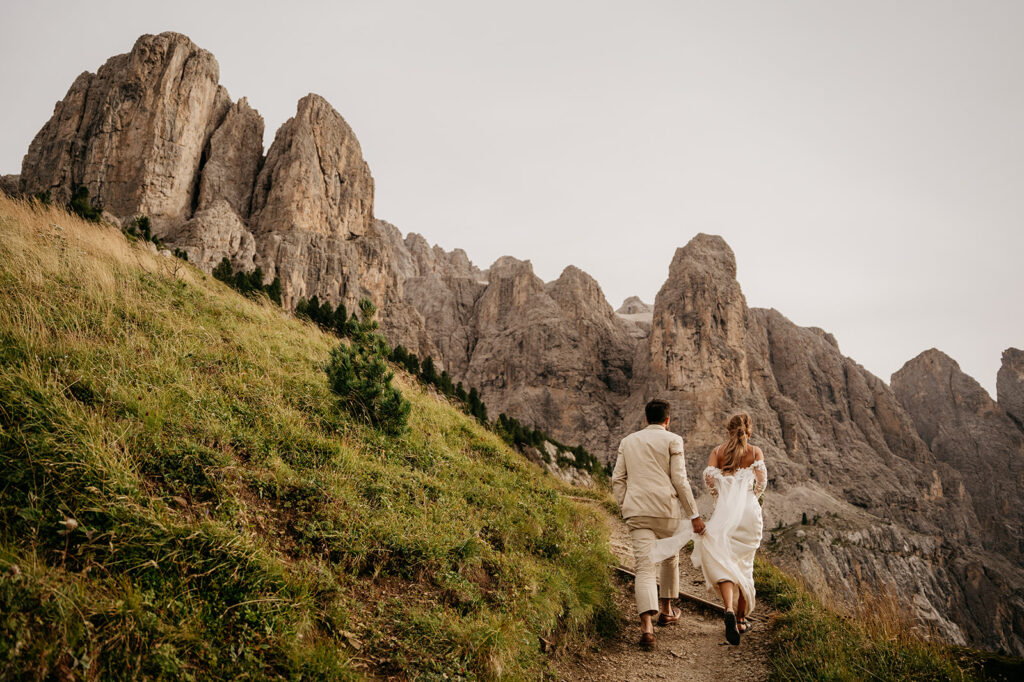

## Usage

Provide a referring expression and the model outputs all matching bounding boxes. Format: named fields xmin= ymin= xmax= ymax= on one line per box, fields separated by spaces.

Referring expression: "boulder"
xmin=173 ymin=200 xmax=257 ymax=273
xmin=0 ymin=174 xmax=19 ymax=196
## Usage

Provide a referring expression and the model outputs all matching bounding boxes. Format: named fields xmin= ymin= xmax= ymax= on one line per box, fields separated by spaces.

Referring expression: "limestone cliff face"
xmin=363 ymin=245 xmax=640 ymax=460
xmin=461 ymin=261 xmax=637 ymax=457
xmin=892 ymin=350 xmax=1024 ymax=560
xmin=174 ymin=200 xmax=257 ymax=272
xmin=250 ymin=94 xmax=375 ymax=306
xmin=197 ymin=97 xmax=264 ymax=217
xmin=16 ymin=34 xmax=377 ymax=309
xmin=998 ymin=348 xmax=1024 ymax=430
xmin=20 ymin=33 xmax=229 ymax=235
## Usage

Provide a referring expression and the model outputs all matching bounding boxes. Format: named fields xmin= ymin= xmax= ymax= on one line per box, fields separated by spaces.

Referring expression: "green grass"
xmin=0 ymin=196 xmax=617 ymax=680
xmin=755 ymin=559 xmax=1022 ymax=681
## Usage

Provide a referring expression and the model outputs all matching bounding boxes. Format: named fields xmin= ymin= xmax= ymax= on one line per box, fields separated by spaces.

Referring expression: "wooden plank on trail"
xmin=611 ymin=563 xmax=766 ymax=622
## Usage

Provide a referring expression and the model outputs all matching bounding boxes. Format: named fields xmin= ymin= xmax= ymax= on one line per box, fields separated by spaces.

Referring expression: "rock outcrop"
xmin=892 ymin=350 xmax=1024 ymax=560
xmin=615 ymin=296 xmax=653 ymax=336
xmin=460 ymin=261 xmax=637 ymax=457
xmin=0 ymin=174 xmax=18 ymax=196
xmin=19 ymin=33 xmax=229 ymax=235
xmin=998 ymin=347 xmax=1024 ymax=430
xmin=250 ymin=94 xmax=375 ymax=306
xmin=174 ymin=200 xmax=257 ymax=272
xmin=196 ymin=97 xmax=264 ymax=217
xmin=616 ymin=296 xmax=652 ymax=315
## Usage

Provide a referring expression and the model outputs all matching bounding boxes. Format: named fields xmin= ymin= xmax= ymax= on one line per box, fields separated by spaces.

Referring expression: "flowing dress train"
xmin=649 ymin=459 xmax=767 ymax=614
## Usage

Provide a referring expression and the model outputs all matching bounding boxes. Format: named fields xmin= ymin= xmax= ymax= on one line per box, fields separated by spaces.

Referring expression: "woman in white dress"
xmin=695 ymin=413 xmax=767 ymax=645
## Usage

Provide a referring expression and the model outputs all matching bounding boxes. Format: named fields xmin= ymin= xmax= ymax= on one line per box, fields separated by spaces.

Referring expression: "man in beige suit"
xmin=612 ymin=398 xmax=705 ymax=649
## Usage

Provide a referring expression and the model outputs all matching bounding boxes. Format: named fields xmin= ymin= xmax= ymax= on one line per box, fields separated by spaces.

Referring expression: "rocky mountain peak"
xmin=667 ymin=232 xmax=738 ymax=281
xmin=651 ymin=232 xmax=749 ymax=395
xmin=997 ymin=347 xmax=1024 ymax=429
xmin=248 ymin=93 xmax=375 ymax=306
xmin=892 ymin=348 xmax=1024 ymax=560
xmin=547 ymin=265 xmax=613 ymax=318
xmin=251 ymin=93 xmax=373 ymax=241
xmin=487 ymin=255 xmax=534 ymax=279
xmin=20 ymin=31 xmax=227 ymax=235
xmin=616 ymin=296 xmax=652 ymax=315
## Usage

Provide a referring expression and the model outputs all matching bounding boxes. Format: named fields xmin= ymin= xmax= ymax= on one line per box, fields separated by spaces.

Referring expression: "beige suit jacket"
xmin=611 ymin=424 xmax=699 ymax=520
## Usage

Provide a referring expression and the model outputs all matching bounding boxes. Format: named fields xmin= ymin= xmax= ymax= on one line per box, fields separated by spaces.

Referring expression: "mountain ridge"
xmin=7 ymin=30 xmax=1024 ymax=656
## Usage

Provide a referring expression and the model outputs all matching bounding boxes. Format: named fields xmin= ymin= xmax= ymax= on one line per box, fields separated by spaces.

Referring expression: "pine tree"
xmin=391 ymin=344 xmax=409 ymax=365
xmin=265 ymin=277 xmax=282 ymax=305
xmin=136 ymin=216 xmax=152 ymax=241
xmin=439 ymin=371 xmax=455 ymax=397
xmin=325 ymin=339 xmax=410 ymax=436
xmin=421 ymin=357 xmax=439 ymax=385
xmin=332 ymin=303 xmax=350 ymax=337
xmin=316 ymin=301 xmax=334 ymax=329
xmin=404 ymin=353 xmax=420 ymax=376
xmin=305 ymin=296 xmax=322 ymax=323
xmin=212 ymin=257 xmax=233 ymax=284
xmin=248 ymin=267 xmax=264 ymax=292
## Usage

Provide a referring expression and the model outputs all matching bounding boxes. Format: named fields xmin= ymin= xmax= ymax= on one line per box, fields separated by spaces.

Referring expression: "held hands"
xmin=691 ymin=516 xmax=706 ymax=535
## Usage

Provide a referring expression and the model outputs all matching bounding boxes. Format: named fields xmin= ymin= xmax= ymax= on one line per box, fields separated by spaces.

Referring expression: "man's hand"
xmin=691 ymin=516 xmax=706 ymax=535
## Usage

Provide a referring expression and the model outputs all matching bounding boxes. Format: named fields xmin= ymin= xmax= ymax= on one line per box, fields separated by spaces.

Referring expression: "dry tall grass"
xmin=0 ymin=194 xmax=618 ymax=680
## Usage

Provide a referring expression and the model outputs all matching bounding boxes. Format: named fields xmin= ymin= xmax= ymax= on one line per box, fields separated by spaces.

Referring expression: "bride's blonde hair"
xmin=719 ymin=413 xmax=753 ymax=474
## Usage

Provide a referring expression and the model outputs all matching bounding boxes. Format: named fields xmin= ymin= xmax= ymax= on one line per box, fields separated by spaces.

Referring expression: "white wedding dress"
xmin=649 ymin=458 xmax=767 ymax=614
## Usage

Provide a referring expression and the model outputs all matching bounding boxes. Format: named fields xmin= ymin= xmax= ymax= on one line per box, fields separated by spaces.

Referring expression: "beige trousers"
xmin=626 ymin=516 xmax=680 ymax=615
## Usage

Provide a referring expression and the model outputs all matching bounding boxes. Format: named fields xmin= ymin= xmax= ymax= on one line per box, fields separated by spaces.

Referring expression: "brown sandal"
xmin=639 ymin=631 xmax=656 ymax=650
xmin=657 ymin=606 xmax=681 ymax=626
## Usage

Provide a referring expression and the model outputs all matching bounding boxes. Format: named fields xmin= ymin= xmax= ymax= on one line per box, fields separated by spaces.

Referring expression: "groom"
xmin=611 ymin=399 xmax=705 ymax=649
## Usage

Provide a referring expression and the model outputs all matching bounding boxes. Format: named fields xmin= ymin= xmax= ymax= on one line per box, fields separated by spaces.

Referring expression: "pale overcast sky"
xmin=2 ymin=0 xmax=1021 ymax=395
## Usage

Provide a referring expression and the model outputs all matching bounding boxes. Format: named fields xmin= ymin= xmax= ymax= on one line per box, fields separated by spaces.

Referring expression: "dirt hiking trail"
xmin=553 ymin=510 xmax=772 ymax=681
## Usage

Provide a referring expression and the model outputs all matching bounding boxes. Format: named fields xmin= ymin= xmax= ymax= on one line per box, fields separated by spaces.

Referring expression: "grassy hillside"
xmin=755 ymin=560 xmax=1023 ymax=680
xmin=0 ymin=196 xmax=616 ymax=680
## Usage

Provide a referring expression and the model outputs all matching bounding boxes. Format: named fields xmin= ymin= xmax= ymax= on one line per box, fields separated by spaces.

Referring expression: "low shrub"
xmin=325 ymin=300 xmax=410 ymax=436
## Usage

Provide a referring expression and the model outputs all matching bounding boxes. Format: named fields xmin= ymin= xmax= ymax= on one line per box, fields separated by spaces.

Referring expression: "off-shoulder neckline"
xmin=705 ymin=460 xmax=765 ymax=475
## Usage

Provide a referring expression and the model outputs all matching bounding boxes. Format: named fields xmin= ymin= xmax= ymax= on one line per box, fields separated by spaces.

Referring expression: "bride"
xmin=649 ymin=413 xmax=767 ymax=645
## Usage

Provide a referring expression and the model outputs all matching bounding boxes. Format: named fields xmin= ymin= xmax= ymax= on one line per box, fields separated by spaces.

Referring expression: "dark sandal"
xmin=737 ymin=618 xmax=753 ymax=633
xmin=724 ymin=611 xmax=740 ymax=645
xmin=657 ymin=606 xmax=681 ymax=626
xmin=639 ymin=631 xmax=655 ymax=650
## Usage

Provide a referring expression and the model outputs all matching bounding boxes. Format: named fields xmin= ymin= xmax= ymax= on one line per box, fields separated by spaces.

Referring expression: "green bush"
xmin=68 ymin=186 xmax=102 ymax=222
xmin=325 ymin=301 xmax=410 ymax=436
xmin=211 ymin=257 xmax=281 ymax=306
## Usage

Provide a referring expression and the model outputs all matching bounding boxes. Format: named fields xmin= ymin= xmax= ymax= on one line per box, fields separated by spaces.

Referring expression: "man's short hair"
xmin=645 ymin=399 xmax=670 ymax=424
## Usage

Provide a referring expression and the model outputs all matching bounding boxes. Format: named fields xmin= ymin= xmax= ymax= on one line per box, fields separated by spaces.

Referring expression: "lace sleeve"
xmin=752 ymin=460 xmax=767 ymax=498
xmin=703 ymin=466 xmax=720 ymax=497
